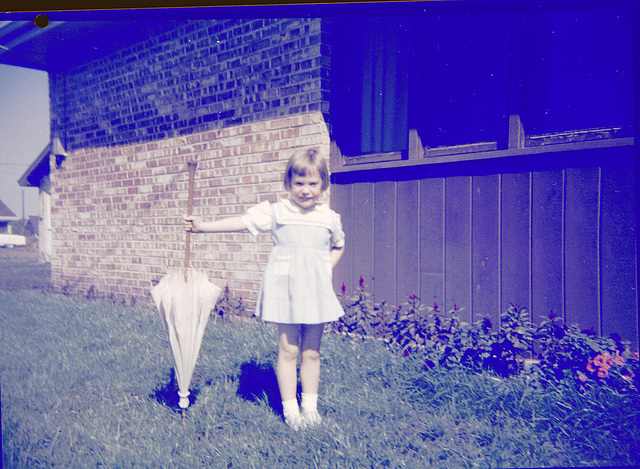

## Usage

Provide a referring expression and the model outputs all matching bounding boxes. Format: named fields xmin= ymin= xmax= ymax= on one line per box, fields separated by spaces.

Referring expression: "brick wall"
xmin=48 ymin=18 xmax=332 ymax=308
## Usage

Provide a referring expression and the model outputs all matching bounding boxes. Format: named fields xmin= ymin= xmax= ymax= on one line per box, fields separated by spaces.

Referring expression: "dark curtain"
xmin=359 ymin=17 xmax=409 ymax=154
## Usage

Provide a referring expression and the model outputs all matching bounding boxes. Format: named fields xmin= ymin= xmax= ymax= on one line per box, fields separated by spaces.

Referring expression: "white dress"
xmin=241 ymin=199 xmax=345 ymax=324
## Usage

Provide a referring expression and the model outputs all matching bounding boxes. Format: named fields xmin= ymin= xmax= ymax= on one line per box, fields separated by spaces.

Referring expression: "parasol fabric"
xmin=151 ymin=161 xmax=221 ymax=410
xmin=151 ymin=268 xmax=221 ymax=409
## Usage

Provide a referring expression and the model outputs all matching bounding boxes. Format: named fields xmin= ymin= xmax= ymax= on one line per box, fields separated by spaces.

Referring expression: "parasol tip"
xmin=178 ymin=390 xmax=190 ymax=409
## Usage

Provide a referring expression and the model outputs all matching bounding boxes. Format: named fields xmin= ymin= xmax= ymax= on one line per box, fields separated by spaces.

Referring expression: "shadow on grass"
xmin=236 ymin=359 xmax=283 ymax=416
xmin=150 ymin=368 xmax=201 ymax=414
xmin=151 ymin=359 xmax=296 ymax=418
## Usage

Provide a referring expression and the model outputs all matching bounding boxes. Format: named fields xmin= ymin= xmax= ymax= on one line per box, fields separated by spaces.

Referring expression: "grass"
xmin=0 ymin=247 xmax=50 ymax=291
xmin=1 ymin=290 xmax=639 ymax=468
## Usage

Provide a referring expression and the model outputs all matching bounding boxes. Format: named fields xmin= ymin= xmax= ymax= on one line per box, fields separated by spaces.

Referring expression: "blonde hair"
xmin=283 ymin=148 xmax=330 ymax=191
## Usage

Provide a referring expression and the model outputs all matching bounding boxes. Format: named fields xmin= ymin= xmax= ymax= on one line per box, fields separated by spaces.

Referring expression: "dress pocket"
xmin=273 ymin=254 xmax=291 ymax=276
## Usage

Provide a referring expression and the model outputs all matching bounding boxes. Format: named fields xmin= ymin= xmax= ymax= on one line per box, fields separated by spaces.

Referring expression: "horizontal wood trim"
xmin=331 ymin=137 xmax=634 ymax=175
xmin=343 ymin=151 xmax=403 ymax=166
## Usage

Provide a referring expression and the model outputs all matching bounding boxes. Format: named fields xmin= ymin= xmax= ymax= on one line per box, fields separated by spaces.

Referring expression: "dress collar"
xmin=282 ymin=198 xmax=329 ymax=214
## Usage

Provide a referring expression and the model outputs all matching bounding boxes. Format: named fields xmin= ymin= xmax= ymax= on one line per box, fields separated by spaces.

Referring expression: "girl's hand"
xmin=183 ymin=215 xmax=201 ymax=233
xmin=330 ymin=246 xmax=345 ymax=268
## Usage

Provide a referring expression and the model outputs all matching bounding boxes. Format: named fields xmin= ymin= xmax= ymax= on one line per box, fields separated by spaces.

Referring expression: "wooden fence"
xmin=330 ymin=130 xmax=637 ymax=348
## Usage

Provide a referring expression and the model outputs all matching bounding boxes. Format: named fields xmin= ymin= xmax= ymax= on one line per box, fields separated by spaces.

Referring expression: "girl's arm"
xmin=184 ymin=215 xmax=248 ymax=233
xmin=330 ymin=246 xmax=345 ymax=268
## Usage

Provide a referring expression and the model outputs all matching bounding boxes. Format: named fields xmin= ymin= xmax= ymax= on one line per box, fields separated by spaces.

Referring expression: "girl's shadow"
xmin=236 ymin=358 xmax=289 ymax=416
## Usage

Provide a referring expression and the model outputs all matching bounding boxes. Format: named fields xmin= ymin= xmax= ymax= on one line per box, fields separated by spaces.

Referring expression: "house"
xmin=0 ymin=198 xmax=26 ymax=247
xmin=2 ymin=2 xmax=637 ymax=346
xmin=0 ymin=198 xmax=19 ymax=233
xmin=18 ymin=141 xmax=65 ymax=262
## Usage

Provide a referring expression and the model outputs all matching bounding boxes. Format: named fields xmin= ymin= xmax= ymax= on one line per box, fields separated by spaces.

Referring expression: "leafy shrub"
xmin=419 ymin=304 xmax=534 ymax=377
xmin=532 ymin=311 xmax=640 ymax=392
xmin=384 ymin=294 xmax=433 ymax=354
xmin=329 ymin=277 xmax=385 ymax=337
xmin=214 ymin=284 xmax=246 ymax=319
xmin=534 ymin=313 xmax=613 ymax=380
xmin=486 ymin=305 xmax=535 ymax=376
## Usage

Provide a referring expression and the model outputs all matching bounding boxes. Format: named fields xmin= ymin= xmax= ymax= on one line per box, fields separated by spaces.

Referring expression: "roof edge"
xmin=18 ymin=143 xmax=51 ymax=187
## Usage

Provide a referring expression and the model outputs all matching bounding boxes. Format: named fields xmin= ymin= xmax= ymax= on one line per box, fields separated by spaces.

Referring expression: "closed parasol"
xmin=151 ymin=161 xmax=221 ymax=411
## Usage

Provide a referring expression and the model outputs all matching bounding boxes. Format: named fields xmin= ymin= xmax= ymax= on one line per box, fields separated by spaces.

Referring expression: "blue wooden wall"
xmin=331 ymin=139 xmax=638 ymax=348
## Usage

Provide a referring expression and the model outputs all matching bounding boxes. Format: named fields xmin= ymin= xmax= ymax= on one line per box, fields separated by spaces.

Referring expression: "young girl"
xmin=184 ymin=148 xmax=345 ymax=430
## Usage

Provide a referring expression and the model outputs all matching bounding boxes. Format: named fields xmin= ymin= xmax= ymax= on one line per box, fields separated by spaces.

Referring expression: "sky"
xmin=0 ymin=63 xmax=50 ymax=218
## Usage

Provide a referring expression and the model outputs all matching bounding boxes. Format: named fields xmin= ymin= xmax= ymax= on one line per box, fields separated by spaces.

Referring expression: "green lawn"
xmin=1 ymin=290 xmax=638 ymax=468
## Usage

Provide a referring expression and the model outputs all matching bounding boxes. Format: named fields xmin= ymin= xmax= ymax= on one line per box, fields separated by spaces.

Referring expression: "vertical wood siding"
xmin=331 ymin=142 xmax=638 ymax=347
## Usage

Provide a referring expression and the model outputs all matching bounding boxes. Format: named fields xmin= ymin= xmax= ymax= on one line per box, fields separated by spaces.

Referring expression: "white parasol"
xmin=151 ymin=161 xmax=221 ymax=411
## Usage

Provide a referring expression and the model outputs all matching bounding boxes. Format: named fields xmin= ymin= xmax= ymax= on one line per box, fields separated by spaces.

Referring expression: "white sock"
xmin=282 ymin=399 xmax=301 ymax=420
xmin=300 ymin=393 xmax=318 ymax=413
xmin=301 ymin=393 xmax=321 ymax=426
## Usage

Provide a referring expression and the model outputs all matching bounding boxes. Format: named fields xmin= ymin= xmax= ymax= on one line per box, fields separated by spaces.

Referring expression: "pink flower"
xmin=586 ymin=361 xmax=596 ymax=372
xmin=597 ymin=368 xmax=609 ymax=379
xmin=593 ymin=353 xmax=610 ymax=367
xmin=578 ymin=373 xmax=588 ymax=383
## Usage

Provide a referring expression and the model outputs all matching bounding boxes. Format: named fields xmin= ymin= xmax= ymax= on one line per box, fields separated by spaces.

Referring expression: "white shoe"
xmin=302 ymin=410 xmax=322 ymax=428
xmin=285 ymin=413 xmax=305 ymax=431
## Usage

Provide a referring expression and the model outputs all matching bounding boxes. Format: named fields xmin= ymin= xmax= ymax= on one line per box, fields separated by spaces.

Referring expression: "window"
xmin=330 ymin=10 xmax=633 ymax=159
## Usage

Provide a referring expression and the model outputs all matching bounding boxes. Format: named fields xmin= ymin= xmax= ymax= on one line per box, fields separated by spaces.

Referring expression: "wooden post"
xmin=508 ymin=114 xmax=526 ymax=150
xmin=184 ymin=160 xmax=197 ymax=282
xmin=408 ymin=128 xmax=425 ymax=159
xmin=330 ymin=140 xmax=344 ymax=169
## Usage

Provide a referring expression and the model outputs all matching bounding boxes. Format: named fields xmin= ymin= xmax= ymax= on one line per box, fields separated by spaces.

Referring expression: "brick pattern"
xmin=48 ymin=17 xmax=333 ymax=308
xmin=51 ymin=18 xmax=330 ymax=151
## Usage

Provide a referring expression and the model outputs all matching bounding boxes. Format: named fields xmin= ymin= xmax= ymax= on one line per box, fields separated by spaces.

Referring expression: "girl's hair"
xmin=283 ymin=148 xmax=330 ymax=191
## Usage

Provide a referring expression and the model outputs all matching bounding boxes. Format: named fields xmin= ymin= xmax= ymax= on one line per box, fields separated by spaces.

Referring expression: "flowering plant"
xmin=214 ymin=284 xmax=246 ymax=318
xmin=330 ymin=277 xmax=384 ymax=337
xmin=578 ymin=350 xmax=639 ymax=392
xmin=332 ymin=278 xmax=640 ymax=394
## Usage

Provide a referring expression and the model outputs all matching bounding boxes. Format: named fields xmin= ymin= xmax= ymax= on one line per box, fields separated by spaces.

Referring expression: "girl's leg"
xmin=299 ymin=323 xmax=324 ymax=395
xmin=277 ymin=324 xmax=304 ymax=429
xmin=276 ymin=323 xmax=325 ymax=429
xmin=277 ymin=323 xmax=302 ymax=401
xmin=299 ymin=323 xmax=325 ymax=426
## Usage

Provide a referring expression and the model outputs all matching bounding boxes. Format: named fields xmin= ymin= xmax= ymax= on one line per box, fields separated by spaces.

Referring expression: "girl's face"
xmin=289 ymin=172 xmax=323 ymax=209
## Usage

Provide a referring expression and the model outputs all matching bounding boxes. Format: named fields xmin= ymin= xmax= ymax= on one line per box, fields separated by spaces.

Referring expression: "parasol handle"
xmin=184 ymin=161 xmax=197 ymax=282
